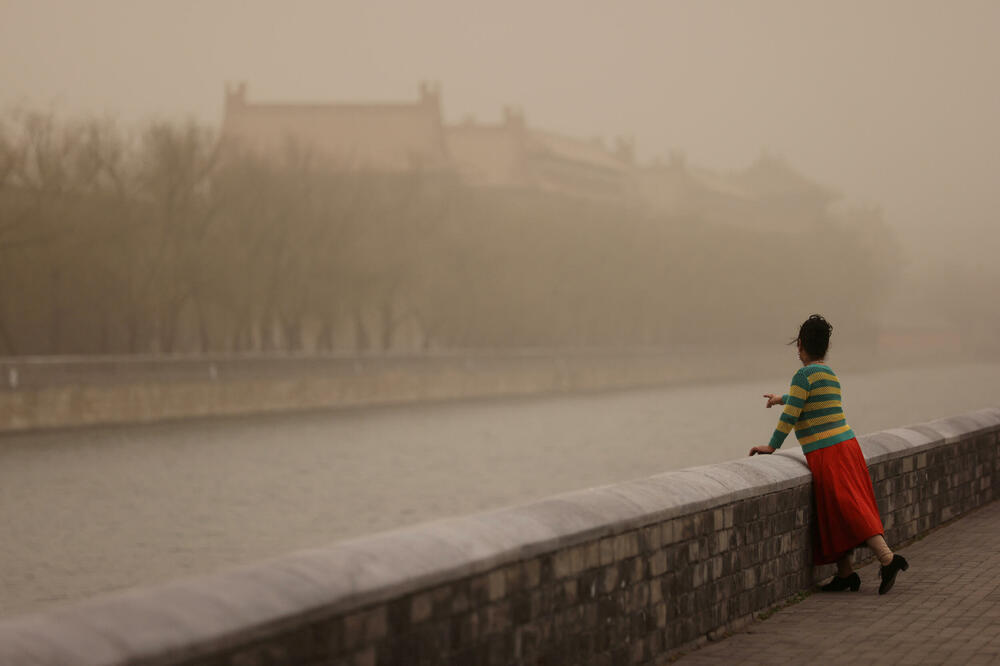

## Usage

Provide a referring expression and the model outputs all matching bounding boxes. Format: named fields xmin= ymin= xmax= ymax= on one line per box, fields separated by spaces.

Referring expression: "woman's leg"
xmin=867 ymin=534 xmax=894 ymax=566
xmin=869 ymin=533 xmax=909 ymax=594
xmin=821 ymin=552 xmax=861 ymax=591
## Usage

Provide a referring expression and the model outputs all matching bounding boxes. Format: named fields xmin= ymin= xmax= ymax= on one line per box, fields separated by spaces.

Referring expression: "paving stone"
xmin=670 ymin=499 xmax=1000 ymax=665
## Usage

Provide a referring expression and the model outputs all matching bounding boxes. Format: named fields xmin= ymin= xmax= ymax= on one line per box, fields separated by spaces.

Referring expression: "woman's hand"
xmin=749 ymin=445 xmax=776 ymax=456
xmin=763 ymin=393 xmax=784 ymax=408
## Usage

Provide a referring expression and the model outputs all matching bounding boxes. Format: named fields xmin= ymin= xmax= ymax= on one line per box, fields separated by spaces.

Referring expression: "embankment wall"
xmin=0 ymin=348 xmax=804 ymax=432
xmin=1 ymin=408 xmax=997 ymax=665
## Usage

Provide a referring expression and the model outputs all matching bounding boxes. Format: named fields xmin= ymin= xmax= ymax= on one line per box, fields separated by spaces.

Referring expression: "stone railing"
xmin=0 ymin=347 xmax=799 ymax=432
xmin=1 ymin=408 xmax=996 ymax=665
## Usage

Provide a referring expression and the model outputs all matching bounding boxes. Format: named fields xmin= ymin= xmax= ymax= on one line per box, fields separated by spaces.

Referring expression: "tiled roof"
xmin=527 ymin=130 xmax=629 ymax=171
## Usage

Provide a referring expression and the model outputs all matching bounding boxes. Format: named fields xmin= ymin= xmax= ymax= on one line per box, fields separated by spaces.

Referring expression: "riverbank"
xmin=2 ymin=361 xmax=997 ymax=617
xmin=0 ymin=345 xmax=967 ymax=433
xmin=2 ymin=404 xmax=996 ymax=664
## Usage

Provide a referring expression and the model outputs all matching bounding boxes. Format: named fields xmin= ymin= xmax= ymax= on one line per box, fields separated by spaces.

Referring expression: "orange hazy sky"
xmin=1 ymin=0 xmax=998 ymax=263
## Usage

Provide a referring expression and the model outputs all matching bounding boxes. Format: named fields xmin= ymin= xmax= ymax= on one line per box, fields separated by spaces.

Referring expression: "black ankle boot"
xmin=879 ymin=554 xmax=909 ymax=595
xmin=821 ymin=572 xmax=861 ymax=592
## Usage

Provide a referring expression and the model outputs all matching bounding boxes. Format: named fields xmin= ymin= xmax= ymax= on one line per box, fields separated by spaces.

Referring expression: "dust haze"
xmin=4 ymin=0 xmax=1000 ymax=619
xmin=1 ymin=0 xmax=998 ymax=356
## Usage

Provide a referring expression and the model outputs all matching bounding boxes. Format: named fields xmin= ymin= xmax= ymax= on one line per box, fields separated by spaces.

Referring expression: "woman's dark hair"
xmin=791 ymin=314 xmax=833 ymax=359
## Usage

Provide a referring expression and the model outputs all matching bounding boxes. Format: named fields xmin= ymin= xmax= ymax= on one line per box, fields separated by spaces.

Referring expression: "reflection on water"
xmin=1 ymin=361 xmax=996 ymax=617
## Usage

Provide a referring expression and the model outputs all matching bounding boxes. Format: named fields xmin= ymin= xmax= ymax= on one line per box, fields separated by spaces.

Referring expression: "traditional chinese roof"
xmin=221 ymin=83 xmax=450 ymax=171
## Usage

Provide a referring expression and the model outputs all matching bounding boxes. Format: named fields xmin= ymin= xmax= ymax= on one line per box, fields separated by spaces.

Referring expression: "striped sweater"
xmin=768 ymin=363 xmax=856 ymax=453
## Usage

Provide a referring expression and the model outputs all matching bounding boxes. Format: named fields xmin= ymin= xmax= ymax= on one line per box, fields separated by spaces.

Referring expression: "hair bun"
xmin=798 ymin=314 xmax=832 ymax=357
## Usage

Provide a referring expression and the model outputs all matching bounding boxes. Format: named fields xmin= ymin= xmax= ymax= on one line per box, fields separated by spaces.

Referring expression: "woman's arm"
xmin=753 ymin=370 xmax=809 ymax=455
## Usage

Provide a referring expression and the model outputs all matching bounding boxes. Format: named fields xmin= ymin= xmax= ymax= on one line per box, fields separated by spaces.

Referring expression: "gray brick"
xmin=521 ymin=559 xmax=541 ymax=589
xmin=410 ymin=592 xmax=433 ymax=624
xmin=599 ymin=537 xmax=615 ymax=565
xmin=613 ymin=532 xmax=640 ymax=560
xmin=487 ymin=570 xmax=506 ymax=601
xmin=666 ymin=490 xmax=1000 ymax=664
xmin=649 ymin=550 xmax=667 ymax=577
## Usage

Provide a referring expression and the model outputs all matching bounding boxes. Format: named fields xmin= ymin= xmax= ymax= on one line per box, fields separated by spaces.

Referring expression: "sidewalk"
xmin=673 ymin=499 xmax=1000 ymax=665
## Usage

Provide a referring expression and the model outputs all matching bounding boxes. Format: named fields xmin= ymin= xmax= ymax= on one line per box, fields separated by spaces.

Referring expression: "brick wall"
xmin=0 ymin=408 xmax=996 ymax=665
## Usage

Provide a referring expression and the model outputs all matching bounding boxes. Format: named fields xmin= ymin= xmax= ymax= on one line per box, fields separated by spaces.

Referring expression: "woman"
xmin=749 ymin=314 xmax=908 ymax=594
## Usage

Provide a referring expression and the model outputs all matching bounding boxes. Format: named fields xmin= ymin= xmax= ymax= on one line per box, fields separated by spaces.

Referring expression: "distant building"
xmin=636 ymin=152 xmax=839 ymax=230
xmin=445 ymin=108 xmax=636 ymax=204
xmin=221 ymin=82 xmax=635 ymax=203
xmin=220 ymin=82 xmax=836 ymax=217
xmin=221 ymin=82 xmax=450 ymax=171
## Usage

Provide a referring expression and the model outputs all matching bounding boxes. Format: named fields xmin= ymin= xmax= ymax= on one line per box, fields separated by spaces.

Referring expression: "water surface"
xmin=1 ymin=361 xmax=995 ymax=616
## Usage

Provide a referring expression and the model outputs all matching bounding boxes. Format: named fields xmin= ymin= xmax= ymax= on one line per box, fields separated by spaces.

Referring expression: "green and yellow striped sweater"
xmin=768 ymin=363 xmax=856 ymax=453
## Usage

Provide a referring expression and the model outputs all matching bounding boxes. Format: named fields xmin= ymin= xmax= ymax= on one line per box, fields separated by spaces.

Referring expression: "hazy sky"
xmin=1 ymin=0 xmax=997 ymax=262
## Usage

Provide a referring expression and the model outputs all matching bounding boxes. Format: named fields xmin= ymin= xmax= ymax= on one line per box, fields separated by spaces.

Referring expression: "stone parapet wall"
xmin=1 ymin=408 xmax=997 ymax=665
xmin=0 ymin=347 xmax=799 ymax=432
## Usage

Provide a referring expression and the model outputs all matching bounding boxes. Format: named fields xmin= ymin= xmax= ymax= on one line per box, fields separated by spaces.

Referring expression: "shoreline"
xmin=0 ymin=346 xmax=975 ymax=434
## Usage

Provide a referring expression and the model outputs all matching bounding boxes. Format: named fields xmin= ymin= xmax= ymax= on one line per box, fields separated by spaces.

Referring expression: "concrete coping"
xmin=1 ymin=407 xmax=997 ymax=665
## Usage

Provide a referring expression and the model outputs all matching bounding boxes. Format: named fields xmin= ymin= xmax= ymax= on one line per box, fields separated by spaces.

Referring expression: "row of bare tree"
xmin=0 ymin=110 xmax=900 ymax=356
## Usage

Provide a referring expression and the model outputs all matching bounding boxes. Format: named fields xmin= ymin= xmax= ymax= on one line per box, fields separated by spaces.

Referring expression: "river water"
xmin=1 ymin=361 xmax=996 ymax=617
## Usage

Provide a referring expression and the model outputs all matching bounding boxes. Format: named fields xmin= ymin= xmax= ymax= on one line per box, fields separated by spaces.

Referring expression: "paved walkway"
xmin=674 ymin=500 xmax=1000 ymax=665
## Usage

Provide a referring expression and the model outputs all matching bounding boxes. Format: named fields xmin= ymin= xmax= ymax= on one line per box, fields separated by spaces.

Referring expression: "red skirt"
xmin=805 ymin=437 xmax=884 ymax=565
